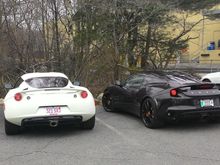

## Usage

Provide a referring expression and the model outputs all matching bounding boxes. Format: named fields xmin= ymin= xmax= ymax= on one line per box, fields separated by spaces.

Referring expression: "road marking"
xmin=96 ymin=117 xmax=140 ymax=146
xmin=96 ymin=117 xmax=125 ymax=136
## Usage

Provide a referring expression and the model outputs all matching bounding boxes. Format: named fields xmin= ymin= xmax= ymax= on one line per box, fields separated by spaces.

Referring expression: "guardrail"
xmin=168 ymin=60 xmax=220 ymax=73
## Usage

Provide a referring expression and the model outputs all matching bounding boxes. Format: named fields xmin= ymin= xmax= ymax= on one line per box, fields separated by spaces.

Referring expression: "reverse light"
xmin=14 ymin=93 xmax=22 ymax=101
xmin=170 ymin=89 xmax=178 ymax=97
xmin=81 ymin=91 xmax=88 ymax=98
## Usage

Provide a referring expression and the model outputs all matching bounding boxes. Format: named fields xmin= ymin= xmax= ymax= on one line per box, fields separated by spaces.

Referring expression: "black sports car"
xmin=102 ymin=71 xmax=220 ymax=128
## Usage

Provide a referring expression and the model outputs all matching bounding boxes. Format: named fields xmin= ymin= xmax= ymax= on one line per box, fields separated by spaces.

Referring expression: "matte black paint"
xmin=103 ymin=71 xmax=220 ymax=121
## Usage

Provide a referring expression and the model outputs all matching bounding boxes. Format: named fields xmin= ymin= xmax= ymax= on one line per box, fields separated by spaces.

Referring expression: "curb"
xmin=95 ymin=93 xmax=103 ymax=106
xmin=95 ymin=99 xmax=102 ymax=106
xmin=96 ymin=93 xmax=103 ymax=105
xmin=0 ymin=99 xmax=3 ymax=109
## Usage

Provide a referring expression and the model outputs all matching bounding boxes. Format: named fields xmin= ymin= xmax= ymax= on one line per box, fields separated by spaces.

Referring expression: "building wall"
xmin=183 ymin=7 xmax=220 ymax=64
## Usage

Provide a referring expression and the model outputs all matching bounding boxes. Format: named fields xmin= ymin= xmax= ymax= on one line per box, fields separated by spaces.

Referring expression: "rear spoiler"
xmin=20 ymin=87 xmax=83 ymax=94
xmin=170 ymin=83 xmax=220 ymax=97
xmin=175 ymin=83 xmax=220 ymax=91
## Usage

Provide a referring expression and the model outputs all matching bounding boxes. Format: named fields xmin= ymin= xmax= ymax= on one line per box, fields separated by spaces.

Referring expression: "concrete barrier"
xmin=0 ymin=98 xmax=3 ymax=109
xmin=96 ymin=93 xmax=103 ymax=105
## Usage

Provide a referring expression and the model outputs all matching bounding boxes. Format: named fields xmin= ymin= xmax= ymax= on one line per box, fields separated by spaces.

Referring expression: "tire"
xmin=82 ymin=116 xmax=95 ymax=129
xmin=141 ymin=98 xmax=164 ymax=129
xmin=102 ymin=93 xmax=114 ymax=112
xmin=5 ymin=119 xmax=21 ymax=135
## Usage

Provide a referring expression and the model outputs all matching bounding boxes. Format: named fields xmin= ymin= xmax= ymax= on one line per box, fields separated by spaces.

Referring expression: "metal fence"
xmin=168 ymin=59 xmax=220 ymax=73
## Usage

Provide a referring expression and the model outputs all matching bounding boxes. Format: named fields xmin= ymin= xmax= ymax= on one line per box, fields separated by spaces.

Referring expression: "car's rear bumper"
xmin=5 ymin=113 xmax=95 ymax=126
xmin=166 ymin=106 xmax=220 ymax=119
xmin=21 ymin=115 xmax=83 ymax=127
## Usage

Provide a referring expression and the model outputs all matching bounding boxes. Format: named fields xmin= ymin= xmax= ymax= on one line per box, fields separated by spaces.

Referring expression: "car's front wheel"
xmin=102 ymin=93 xmax=114 ymax=112
xmin=141 ymin=98 xmax=164 ymax=129
xmin=5 ymin=118 xmax=21 ymax=135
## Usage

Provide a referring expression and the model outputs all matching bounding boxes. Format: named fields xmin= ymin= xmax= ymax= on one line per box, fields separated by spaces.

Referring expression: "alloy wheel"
xmin=102 ymin=93 xmax=113 ymax=112
xmin=142 ymin=99 xmax=154 ymax=126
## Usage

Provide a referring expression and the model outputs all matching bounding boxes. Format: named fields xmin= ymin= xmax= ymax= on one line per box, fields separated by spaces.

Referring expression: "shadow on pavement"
xmin=100 ymin=106 xmax=220 ymax=131
xmin=17 ymin=125 xmax=94 ymax=137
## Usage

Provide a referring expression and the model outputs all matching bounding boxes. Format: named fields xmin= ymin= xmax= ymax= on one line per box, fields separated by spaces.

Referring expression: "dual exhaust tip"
xmin=49 ymin=120 xmax=59 ymax=127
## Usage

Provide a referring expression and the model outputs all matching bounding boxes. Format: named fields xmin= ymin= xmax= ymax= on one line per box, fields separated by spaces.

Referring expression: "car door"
xmin=120 ymin=75 xmax=146 ymax=114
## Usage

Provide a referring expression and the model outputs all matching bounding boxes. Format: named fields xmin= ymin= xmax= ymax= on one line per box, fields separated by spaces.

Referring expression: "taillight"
xmin=14 ymin=93 xmax=22 ymax=101
xmin=170 ymin=89 xmax=178 ymax=97
xmin=81 ymin=91 xmax=88 ymax=98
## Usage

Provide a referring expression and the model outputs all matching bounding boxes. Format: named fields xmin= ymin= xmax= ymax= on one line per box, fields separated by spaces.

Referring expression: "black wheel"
xmin=82 ymin=116 xmax=95 ymax=129
xmin=141 ymin=98 xmax=164 ymax=129
xmin=5 ymin=118 xmax=21 ymax=135
xmin=102 ymin=93 xmax=114 ymax=112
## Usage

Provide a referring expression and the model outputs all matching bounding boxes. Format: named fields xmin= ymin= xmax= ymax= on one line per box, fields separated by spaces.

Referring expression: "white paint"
xmin=96 ymin=117 xmax=140 ymax=146
xmin=4 ymin=72 xmax=96 ymax=126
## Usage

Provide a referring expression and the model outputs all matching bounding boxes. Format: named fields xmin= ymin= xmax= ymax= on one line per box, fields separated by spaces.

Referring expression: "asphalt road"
xmin=1 ymin=106 xmax=220 ymax=165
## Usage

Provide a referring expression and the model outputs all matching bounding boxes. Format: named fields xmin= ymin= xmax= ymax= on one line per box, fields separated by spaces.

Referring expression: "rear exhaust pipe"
xmin=49 ymin=120 xmax=59 ymax=127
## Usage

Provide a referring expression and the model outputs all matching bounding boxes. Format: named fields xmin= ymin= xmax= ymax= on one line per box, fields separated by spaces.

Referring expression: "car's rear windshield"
xmin=166 ymin=73 xmax=200 ymax=87
xmin=25 ymin=77 xmax=68 ymax=88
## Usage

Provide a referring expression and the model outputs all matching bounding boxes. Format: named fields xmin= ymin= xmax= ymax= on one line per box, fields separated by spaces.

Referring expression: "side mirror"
xmin=73 ymin=81 xmax=81 ymax=86
xmin=4 ymin=83 xmax=13 ymax=89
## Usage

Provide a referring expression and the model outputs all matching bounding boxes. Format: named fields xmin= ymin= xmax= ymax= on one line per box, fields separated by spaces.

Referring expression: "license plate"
xmin=200 ymin=99 xmax=214 ymax=107
xmin=46 ymin=107 xmax=62 ymax=115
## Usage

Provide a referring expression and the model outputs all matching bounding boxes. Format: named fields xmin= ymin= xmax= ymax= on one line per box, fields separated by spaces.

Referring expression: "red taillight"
xmin=81 ymin=91 xmax=88 ymax=98
xmin=170 ymin=89 xmax=178 ymax=97
xmin=14 ymin=93 xmax=22 ymax=101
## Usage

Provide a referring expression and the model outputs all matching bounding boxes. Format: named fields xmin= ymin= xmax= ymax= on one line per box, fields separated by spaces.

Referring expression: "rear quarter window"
xmin=166 ymin=74 xmax=200 ymax=87
xmin=145 ymin=75 xmax=166 ymax=84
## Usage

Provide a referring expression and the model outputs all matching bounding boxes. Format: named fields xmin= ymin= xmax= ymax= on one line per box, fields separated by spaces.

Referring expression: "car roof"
xmin=137 ymin=70 xmax=195 ymax=77
xmin=21 ymin=72 xmax=68 ymax=80
xmin=134 ymin=70 xmax=200 ymax=82
xmin=203 ymin=72 xmax=220 ymax=77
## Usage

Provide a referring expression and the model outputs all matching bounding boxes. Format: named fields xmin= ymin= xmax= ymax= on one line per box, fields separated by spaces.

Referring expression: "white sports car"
xmin=201 ymin=72 xmax=220 ymax=83
xmin=3 ymin=72 xmax=96 ymax=135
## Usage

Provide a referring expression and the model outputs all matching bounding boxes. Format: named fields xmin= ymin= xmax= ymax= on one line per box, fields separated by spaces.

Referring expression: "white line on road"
xmin=96 ymin=117 xmax=220 ymax=162
xmin=96 ymin=117 xmax=140 ymax=146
